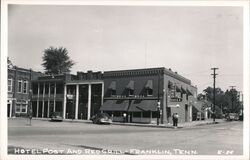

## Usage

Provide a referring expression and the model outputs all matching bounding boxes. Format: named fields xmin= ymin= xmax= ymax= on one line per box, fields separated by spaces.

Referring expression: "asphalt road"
xmin=8 ymin=118 xmax=243 ymax=155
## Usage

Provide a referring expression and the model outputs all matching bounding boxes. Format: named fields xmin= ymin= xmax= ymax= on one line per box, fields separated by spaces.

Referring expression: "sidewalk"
xmin=29 ymin=117 xmax=226 ymax=129
xmin=112 ymin=119 xmax=226 ymax=129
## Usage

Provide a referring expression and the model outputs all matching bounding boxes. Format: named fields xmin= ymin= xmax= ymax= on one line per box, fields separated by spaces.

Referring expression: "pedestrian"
xmin=175 ymin=113 xmax=179 ymax=127
xmin=172 ymin=113 xmax=179 ymax=128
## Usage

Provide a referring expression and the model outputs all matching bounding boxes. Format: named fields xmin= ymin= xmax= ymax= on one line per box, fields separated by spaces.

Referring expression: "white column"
xmin=101 ymin=82 xmax=104 ymax=105
xmin=75 ymin=84 xmax=79 ymax=120
xmin=42 ymin=83 xmax=45 ymax=118
xmin=53 ymin=83 xmax=56 ymax=112
xmin=9 ymin=101 xmax=12 ymax=117
xmin=63 ymin=84 xmax=67 ymax=119
xmin=189 ymin=105 xmax=192 ymax=122
xmin=47 ymin=83 xmax=50 ymax=118
xmin=205 ymin=109 xmax=208 ymax=119
xmin=37 ymin=83 xmax=40 ymax=117
xmin=87 ymin=84 xmax=92 ymax=120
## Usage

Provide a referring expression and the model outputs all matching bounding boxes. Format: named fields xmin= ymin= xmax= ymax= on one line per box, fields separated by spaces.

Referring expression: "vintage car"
xmin=50 ymin=112 xmax=63 ymax=122
xmin=90 ymin=113 xmax=112 ymax=124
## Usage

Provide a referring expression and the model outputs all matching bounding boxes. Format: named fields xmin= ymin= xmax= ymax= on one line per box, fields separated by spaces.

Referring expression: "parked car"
xmin=90 ymin=113 xmax=112 ymax=124
xmin=51 ymin=112 xmax=63 ymax=122
xmin=225 ymin=113 xmax=239 ymax=121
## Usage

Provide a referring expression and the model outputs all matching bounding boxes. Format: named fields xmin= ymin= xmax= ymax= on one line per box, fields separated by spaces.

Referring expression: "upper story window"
xmin=108 ymin=81 xmax=116 ymax=97
xmin=18 ymin=80 xmax=23 ymax=93
xmin=111 ymin=90 xmax=116 ymax=96
xmin=145 ymin=80 xmax=153 ymax=96
xmin=8 ymin=79 xmax=13 ymax=92
xmin=126 ymin=81 xmax=134 ymax=97
xmin=128 ymin=89 xmax=134 ymax=96
xmin=23 ymin=80 xmax=28 ymax=94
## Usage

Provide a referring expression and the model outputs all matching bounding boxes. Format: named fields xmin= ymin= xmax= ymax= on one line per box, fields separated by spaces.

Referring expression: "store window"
xmin=18 ymin=80 xmax=22 ymax=93
xmin=8 ymin=79 xmax=12 ymax=92
xmin=15 ymin=101 xmax=28 ymax=113
xmin=16 ymin=104 xmax=21 ymax=112
xmin=23 ymin=80 xmax=28 ymax=94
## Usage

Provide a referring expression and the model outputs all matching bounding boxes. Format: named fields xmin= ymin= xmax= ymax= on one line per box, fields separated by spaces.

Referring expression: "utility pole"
xmin=211 ymin=68 xmax=218 ymax=123
xmin=229 ymin=86 xmax=236 ymax=113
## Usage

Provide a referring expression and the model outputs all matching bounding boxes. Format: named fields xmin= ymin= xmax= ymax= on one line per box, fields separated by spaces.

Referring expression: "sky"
xmin=8 ymin=4 xmax=243 ymax=93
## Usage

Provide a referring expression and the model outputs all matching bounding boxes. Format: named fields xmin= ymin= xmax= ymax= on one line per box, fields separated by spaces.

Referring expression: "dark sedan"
xmin=90 ymin=113 xmax=112 ymax=124
xmin=50 ymin=112 xmax=63 ymax=122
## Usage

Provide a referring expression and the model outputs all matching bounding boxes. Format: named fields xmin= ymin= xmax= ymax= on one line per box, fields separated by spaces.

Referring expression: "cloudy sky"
xmin=8 ymin=4 xmax=243 ymax=93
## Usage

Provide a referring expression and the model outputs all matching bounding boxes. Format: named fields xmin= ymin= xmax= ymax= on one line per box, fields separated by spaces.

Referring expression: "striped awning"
xmin=126 ymin=81 xmax=134 ymax=90
xmin=175 ymin=85 xmax=181 ymax=92
xmin=99 ymin=100 xmax=129 ymax=111
xmin=186 ymin=89 xmax=193 ymax=96
xmin=108 ymin=81 xmax=116 ymax=90
xmin=128 ymin=100 xmax=158 ymax=112
xmin=145 ymin=80 xmax=153 ymax=89
xmin=181 ymin=87 xmax=187 ymax=94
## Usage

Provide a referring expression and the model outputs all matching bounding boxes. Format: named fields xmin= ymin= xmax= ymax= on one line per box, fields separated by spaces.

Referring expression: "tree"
xmin=7 ymin=57 xmax=14 ymax=69
xmin=42 ymin=47 xmax=74 ymax=75
xmin=202 ymin=86 xmax=241 ymax=113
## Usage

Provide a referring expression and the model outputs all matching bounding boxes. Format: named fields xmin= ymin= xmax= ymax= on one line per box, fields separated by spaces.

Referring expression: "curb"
xmin=12 ymin=117 xmax=226 ymax=129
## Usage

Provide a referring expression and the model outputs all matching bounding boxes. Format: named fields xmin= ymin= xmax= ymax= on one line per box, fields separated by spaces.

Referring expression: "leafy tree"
xmin=202 ymin=86 xmax=241 ymax=113
xmin=42 ymin=47 xmax=74 ymax=75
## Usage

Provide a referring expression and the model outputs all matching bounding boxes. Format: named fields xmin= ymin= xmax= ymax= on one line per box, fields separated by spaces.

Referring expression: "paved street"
xmin=8 ymin=118 xmax=243 ymax=155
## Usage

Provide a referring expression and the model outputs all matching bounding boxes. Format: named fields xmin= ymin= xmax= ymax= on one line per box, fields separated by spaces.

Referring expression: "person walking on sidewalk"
xmin=172 ymin=113 xmax=179 ymax=128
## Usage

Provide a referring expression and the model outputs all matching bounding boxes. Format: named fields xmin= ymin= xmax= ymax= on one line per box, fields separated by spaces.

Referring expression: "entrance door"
xmin=7 ymin=104 xmax=10 ymax=117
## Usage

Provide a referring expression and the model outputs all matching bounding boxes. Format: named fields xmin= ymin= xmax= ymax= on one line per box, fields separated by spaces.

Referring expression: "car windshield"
xmin=52 ymin=112 xmax=62 ymax=116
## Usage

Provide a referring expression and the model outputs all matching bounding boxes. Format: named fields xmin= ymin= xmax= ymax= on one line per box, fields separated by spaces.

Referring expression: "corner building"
xmin=100 ymin=67 xmax=199 ymax=124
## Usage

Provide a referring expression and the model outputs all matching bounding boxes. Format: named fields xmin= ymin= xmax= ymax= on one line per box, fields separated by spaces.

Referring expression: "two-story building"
xmin=100 ymin=67 xmax=201 ymax=124
xmin=31 ymin=71 xmax=103 ymax=120
xmin=7 ymin=66 xmax=43 ymax=117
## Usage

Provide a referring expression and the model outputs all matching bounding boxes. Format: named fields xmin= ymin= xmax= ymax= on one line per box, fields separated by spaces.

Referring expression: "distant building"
xmin=7 ymin=66 xmax=43 ymax=117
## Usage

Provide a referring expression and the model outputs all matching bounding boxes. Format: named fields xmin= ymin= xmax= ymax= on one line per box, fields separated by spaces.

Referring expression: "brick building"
xmin=7 ymin=66 xmax=43 ymax=117
xmin=100 ymin=67 xmax=202 ymax=124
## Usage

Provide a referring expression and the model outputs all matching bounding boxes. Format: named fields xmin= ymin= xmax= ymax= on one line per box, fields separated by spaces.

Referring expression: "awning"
xmin=145 ymin=80 xmax=153 ymax=89
xmin=175 ymin=85 xmax=181 ymax=92
xmin=181 ymin=87 xmax=187 ymax=94
xmin=126 ymin=81 xmax=134 ymax=90
xmin=108 ymin=81 xmax=116 ymax=90
xmin=129 ymin=100 xmax=158 ymax=112
xmin=186 ymin=89 xmax=193 ymax=96
xmin=99 ymin=100 xmax=129 ymax=111
xmin=192 ymin=103 xmax=203 ymax=112
xmin=168 ymin=81 xmax=174 ymax=89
